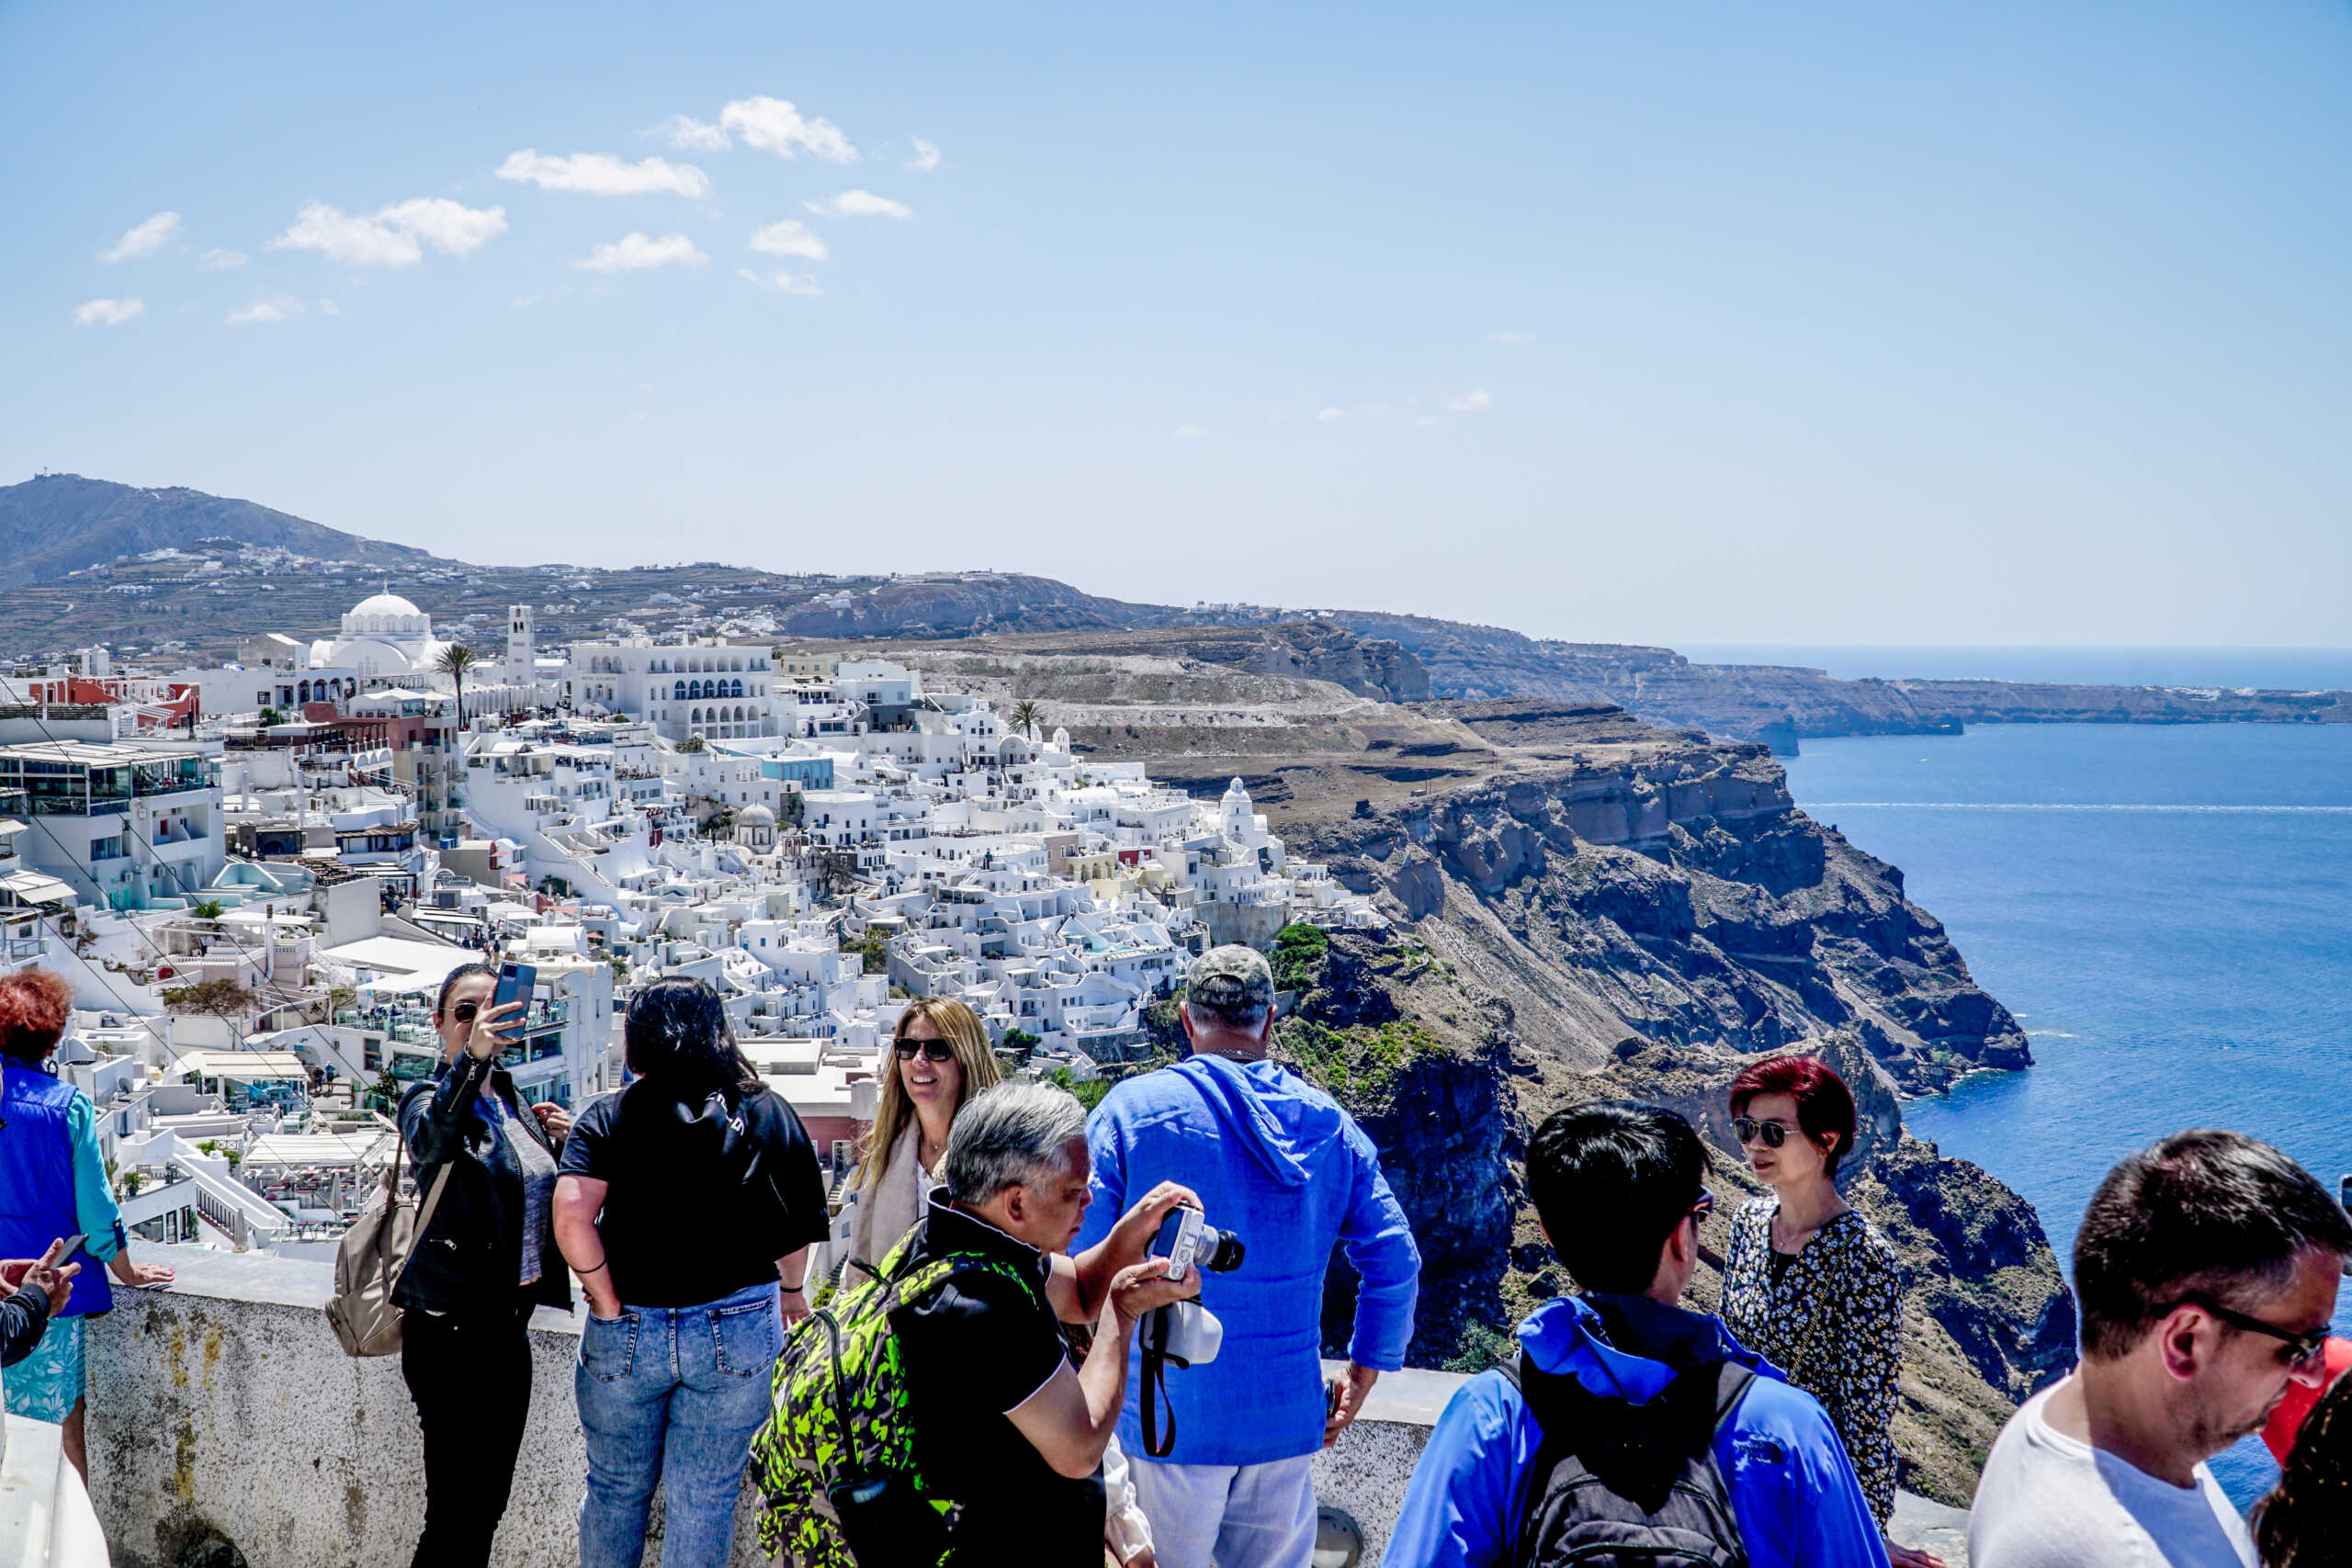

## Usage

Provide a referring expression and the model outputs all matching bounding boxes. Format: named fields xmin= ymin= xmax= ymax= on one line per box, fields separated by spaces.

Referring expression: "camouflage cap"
xmin=1187 ymin=944 xmax=1274 ymax=1014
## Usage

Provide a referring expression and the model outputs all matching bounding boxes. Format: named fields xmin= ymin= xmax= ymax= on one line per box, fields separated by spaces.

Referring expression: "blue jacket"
xmin=1386 ymin=1293 xmax=1891 ymax=1568
xmin=0 ymin=1063 xmax=123 ymax=1318
xmin=1077 ymin=1055 xmax=1420 ymax=1466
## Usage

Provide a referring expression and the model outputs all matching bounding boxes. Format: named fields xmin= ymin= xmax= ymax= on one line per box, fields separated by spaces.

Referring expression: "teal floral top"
xmin=1718 ymin=1198 xmax=1904 ymax=1524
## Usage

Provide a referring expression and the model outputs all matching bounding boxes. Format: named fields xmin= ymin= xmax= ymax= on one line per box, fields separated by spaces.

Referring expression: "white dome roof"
xmin=740 ymin=804 xmax=776 ymax=826
xmin=350 ymin=592 xmax=423 ymax=618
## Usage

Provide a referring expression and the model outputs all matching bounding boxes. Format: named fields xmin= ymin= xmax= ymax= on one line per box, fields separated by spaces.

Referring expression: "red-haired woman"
xmin=0 ymin=967 xmax=174 ymax=1478
xmin=1719 ymin=1055 xmax=1935 ymax=1568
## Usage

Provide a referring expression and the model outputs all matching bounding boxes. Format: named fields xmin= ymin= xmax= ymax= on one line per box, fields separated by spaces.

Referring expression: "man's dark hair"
xmin=1529 ymin=1100 xmax=1711 ymax=1295
xmin=2076 ymin=1129 xmax=2352 ymax=1361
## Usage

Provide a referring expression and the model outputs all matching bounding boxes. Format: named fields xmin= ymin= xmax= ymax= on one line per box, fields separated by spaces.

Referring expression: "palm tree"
xmin=1009 ymin=699 xmax=1043 ymax=738
xmin=435 ymin=643 xmax=478 ymax=726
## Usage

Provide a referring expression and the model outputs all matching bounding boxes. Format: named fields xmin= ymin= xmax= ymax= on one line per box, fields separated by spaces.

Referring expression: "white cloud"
xmin=577 ymin=232 xmax=707 ymax=273
xmin=737 ymin=267 xmax=823 ymax=297
xmin=1174 ymin=423 xmax=1208 ymax=440
xmin=1317 ymin=403 xmax=1392 ymax=422
xmin=656 ymin=114 xmax=730 ymax=151
xmin=320 ymin=299 xmax=344 ymax=317
xmin=720 ymin=96 xmax=857 ymax=162
xmin=268 ymin=198 xmax=506 ymax=267
xmin=227 ymin=296 xmax=306 ymax=326
xmin=99 ymin=211 xmax=180 ymax=263
xmin=375 ymin=198 xmax=507 ymax=256
xmin=907 ymin=137 xmax=941 ymax=174
xmin=749 ymin=220 xmax=828 ymax=261
xmin=1488 ymin=332 xmax=1533 ymax=344
xmin=511 ymin=294 xmax=541 ymax=310
xmin=496 ymin=150 xmax=710 ymax=198
xmin=73 ymin=298 xmax=144 ymax=327
xmin=1447 ymin=388 xmax=1495 ymax=413
xmin=803 ymin=189 xmax=911 ymax=220
xmin=198 ymin=248 xmax=247 ymax=269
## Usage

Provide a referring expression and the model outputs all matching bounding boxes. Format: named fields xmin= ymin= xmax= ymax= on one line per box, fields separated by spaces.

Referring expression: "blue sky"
xmin=6 ymin=1 xmax=2349 ymax=647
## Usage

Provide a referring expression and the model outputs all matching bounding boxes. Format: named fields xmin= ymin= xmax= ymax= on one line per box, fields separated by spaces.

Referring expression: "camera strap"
xmin=1139 ymin=1306 xmax=1178 ymax=1458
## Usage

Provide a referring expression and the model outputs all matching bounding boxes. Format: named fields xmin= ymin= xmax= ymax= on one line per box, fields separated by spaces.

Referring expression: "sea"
xmin=1751 ymin=648 xmax=2352 ymax=1507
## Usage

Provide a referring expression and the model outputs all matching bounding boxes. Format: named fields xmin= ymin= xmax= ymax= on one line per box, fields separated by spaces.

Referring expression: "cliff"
xmin=1235 ymin=721 xmax=2071 ymax=1505
xmin=1329 ymin=612 xmax=2352 ymax=748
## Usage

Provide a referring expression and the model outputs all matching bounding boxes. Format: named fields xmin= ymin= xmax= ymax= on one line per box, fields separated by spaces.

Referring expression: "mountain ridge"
xmin=6 ymin=474 xmax=2346 ymax=750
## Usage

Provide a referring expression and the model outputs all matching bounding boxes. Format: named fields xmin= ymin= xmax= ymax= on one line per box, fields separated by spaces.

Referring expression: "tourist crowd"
xmin=6 ymin=948 xmax=2352 ymax=1567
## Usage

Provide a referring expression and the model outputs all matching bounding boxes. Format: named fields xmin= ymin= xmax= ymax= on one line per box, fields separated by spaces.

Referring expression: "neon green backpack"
xmin=752 ymin=1234 xmax=1044 ymax=1567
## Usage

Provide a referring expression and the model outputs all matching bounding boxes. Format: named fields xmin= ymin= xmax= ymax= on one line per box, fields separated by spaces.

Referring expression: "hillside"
xmin=0 ymin=474 xmax=438 ymax=589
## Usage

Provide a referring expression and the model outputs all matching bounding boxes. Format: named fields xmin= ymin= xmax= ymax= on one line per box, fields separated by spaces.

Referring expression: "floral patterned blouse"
xmin=1718 ymin=1197 xmax=1904 ymax=1524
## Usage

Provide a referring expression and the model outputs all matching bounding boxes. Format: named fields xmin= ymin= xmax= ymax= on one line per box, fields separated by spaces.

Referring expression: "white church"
xmin=182 ymin=590 xmax=553 ymax=722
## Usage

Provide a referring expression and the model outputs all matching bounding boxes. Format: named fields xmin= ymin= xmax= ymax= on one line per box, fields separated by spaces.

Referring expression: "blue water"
xmin=1780 ymin=722 xmax=2352 ymax=1507
xmin=1680 ymin=644 xmax=2352 ymax=692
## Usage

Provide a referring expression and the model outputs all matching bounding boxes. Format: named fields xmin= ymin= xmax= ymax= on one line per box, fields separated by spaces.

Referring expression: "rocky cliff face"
xmin=1270 ymin=739 xmax=2071 ymax=1504
xmin=1331 ymin=611 xmax=2352 ymax=748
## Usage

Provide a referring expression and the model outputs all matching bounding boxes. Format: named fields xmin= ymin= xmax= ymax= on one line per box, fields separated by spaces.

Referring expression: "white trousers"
xmin=1128 ymin=1452 xmax=1318 ymax=1568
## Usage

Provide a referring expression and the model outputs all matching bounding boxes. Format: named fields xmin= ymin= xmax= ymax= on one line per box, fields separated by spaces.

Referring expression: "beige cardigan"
xmin=847 ymin=1122 xmax=936 ymax=1268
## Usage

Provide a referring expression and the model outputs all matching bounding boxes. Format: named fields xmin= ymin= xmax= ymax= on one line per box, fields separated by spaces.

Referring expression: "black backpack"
xmin=1502 ymin=1352 xmax=1755 ymax=1568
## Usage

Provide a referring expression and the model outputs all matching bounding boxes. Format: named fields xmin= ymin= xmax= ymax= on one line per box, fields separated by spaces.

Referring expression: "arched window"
xmin=673 ymin=681 xmax=685 ymax=700
xmin=728 ymin=679 xmax=743 ymax=698
xmin=731 ymin=657 xmax=743 ymax=672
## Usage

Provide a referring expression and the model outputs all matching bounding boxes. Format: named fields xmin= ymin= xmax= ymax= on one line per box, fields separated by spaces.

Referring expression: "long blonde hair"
xmin=856 ymin=998 xmax=1001 ymax=1194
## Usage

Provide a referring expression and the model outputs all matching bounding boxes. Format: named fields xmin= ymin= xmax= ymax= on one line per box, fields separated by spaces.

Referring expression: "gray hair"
xmin=1185 ymin=996 xmax=1272 ymax=1034
xmin=943 ymin=1080 xmax=1088 ymax=1206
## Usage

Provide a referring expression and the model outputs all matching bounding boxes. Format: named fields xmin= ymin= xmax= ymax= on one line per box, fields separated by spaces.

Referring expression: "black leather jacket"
xmin=393 ymin=1051 xmax=572 ymax=1315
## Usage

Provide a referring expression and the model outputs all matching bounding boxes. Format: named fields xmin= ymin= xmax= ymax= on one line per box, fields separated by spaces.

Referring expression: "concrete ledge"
xmin=85 ymin=1246 xmax=1967 ymax=1566
xmin=85 ymin=1247 xmax=1433 ymax=1566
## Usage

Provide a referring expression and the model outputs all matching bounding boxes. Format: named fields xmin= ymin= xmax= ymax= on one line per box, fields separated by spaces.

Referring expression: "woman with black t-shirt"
xmin=554 ymin=977 xmax=829 ymax=1568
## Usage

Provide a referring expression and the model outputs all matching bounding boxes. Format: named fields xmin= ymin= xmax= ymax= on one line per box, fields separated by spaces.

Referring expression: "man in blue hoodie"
xmin=1386 ymin=1100 xmax=1890 ymax=1568
xmin=1078 ymin=944 xmax=1420 ymax=1568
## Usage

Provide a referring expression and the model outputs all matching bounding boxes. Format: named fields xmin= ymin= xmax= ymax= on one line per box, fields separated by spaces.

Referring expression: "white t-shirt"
xmin=1970 ymin=1382 xmax=2257 ymax=1568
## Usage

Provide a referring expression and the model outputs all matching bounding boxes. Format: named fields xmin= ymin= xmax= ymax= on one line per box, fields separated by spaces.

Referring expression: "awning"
xmin=175 ymin=1050 xmax=310 ymax=1083
xmin=0 ymin=870 xmax=76 ymax=908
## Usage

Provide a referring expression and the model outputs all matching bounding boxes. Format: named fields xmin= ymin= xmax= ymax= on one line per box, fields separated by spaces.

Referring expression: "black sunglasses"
xmin=451 ymin=1001 xmax=480 ymax=1022
xmin=2164 ymin=1298 xmax=2331 ymax=1368
xmin=892 ymin=1037 xmax=956 ymax=1063
xmin=1731 ymin=1117 xmax=1792 ymax=1149
xmin=1688 ymin=1190 xmax=1715 ymax=1224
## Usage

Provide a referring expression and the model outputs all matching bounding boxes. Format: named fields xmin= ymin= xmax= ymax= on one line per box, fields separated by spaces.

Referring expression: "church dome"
xmin=740 ymin=804 xmax=777 ymax=827
xmin=349 ymin=592 xmax=424 ymax=620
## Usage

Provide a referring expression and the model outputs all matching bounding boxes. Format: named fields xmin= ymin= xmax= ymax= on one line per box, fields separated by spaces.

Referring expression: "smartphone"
xmin=492 ymin=961 xmax=537 ymax=1019
xmin=56 ymin=1233 xmax=88 ymax=1263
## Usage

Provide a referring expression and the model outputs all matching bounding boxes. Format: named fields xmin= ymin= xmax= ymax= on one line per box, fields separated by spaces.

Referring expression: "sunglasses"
xmin=2165 ymin=1298 xmax=2332 ymax=1368
xmin=1731 ymin=1117 xmax=1794 ymax=1149
xmin=892 ymin=1037 xmax=956 ymax=1063
xmin=1688 ymin=1190 xmax=1715 ymax=1224
xmin=451 ymin=1001 xmax=480 ymax=1022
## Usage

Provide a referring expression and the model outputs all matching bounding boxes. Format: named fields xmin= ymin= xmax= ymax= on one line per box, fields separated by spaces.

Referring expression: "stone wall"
xmin=83 ymin=1246 xmax=1439 ymax=1568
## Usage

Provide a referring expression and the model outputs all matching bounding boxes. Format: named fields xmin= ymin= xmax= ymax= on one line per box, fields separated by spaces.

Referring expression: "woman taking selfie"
xmin=394 ymin=960 xmax=573 ymax=1568
xmin=846 ymin=997 xmax=1001 ymax=1269
xmin=1718 ymin=1055 xmax=1933 ymax=1568
xmin=555 ymin=976 xmax=830 ymax=1568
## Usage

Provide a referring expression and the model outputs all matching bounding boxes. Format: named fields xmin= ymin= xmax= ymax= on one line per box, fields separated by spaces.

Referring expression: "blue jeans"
xmin=576 ymin=1280 xmax=784 ymax=1568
